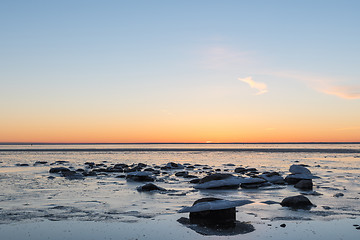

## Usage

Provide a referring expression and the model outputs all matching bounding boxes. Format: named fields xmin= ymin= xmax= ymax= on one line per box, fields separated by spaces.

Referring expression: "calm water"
xmin=0 ymin=144 xmax=359 ymax=239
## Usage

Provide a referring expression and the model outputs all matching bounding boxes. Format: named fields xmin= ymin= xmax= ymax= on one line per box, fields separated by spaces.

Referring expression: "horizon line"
xmin=1 ymin=141 xmax=360 ymax=145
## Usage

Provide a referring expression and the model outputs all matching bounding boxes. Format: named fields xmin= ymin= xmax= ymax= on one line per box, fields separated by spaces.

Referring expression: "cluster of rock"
xmin=45 ymin=160 xmax=324 ymax=232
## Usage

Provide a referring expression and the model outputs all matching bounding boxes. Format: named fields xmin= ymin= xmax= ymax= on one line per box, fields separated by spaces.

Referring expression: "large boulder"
xmin=179 ymin=198 xmax=253 ymax=228
xmin=280 ymin=195 xmax=314 ymax=209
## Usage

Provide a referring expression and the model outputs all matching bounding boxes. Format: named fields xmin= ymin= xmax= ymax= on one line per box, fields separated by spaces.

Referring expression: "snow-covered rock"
xmin=178 ymin=199 xmax=253 ymax=213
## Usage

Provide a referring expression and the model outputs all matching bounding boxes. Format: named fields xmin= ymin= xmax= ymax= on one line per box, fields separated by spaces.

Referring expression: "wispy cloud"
xmin=322 ymin=85 xmax=360 ymax=100
xmin=239 ymin=76 xmax=268 ymax=95
xmin=272 ymin=71 xmax=360 ymax=100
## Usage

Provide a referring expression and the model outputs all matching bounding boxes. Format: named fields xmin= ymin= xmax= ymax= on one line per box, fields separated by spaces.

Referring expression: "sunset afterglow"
xmin=1 ymin=1 xmax=360 ymax=143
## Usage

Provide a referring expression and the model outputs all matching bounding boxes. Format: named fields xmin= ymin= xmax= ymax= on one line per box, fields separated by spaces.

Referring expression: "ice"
xmin=194 ymin=176 xmax=243 ymax=189
xmin=178 ymin=199 xmax=254 ymax=213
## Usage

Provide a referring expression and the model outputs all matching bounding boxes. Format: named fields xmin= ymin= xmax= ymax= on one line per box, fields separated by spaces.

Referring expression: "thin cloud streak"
xmin=322 ymin=85 xmax=360 ymax=100
xmin=239 ymin=76 xmax=268 ymax=95
xmin=272 ymin=71 xmax=360 ymax=100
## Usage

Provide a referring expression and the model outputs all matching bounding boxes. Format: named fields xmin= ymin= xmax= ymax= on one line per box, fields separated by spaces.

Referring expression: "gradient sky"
xmin=1 ymin=0 xmax=360 ymax=143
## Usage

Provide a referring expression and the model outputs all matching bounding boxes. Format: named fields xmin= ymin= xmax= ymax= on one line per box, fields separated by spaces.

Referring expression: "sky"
xmin=1 ymin=0 xmax=360 ymax=143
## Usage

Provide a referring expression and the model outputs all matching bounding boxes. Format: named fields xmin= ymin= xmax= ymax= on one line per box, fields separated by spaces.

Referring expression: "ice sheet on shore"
xmin=194 ymin=176 xmax=266 ymax=189
xmin=178 ymin=199 xmax=254 ymax=213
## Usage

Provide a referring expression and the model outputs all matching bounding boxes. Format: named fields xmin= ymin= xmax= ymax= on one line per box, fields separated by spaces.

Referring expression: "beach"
xmin=0 ymin=144 xmax=359 ymax=239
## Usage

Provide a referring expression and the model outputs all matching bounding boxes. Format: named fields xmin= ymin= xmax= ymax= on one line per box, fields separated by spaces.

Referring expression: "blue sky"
xmin=1 ymin=0 xmax=360 ymax=142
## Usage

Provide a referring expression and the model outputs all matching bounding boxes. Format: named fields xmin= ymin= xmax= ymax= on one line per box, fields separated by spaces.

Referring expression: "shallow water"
xmin=0 ymin=144 xmax=359 ymax=239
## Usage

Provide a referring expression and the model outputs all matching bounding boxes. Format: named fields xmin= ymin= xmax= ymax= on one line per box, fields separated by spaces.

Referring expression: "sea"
xmin=0 ymin=143 xmax=359 ymax=239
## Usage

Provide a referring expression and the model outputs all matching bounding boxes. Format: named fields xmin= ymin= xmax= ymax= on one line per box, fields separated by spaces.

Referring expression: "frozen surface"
xmin=0 ymin=144 xmax=360 ymax=239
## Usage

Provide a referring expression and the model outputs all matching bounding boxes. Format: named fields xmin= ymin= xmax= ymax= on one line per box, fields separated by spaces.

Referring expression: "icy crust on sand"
xmin=178 ymin=199 xmax=254 ymax=213
xmin=194 ymin=176 xmax=266 ymax=189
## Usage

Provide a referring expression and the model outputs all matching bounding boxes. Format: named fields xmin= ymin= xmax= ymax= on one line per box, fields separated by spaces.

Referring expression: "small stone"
xmin=333 ymin=193 xmax=344 ymax=197
xmin=280 ymin=224 xmax=286 ymax=228
xmin=280 ymin=195 xmax=314 ymax=209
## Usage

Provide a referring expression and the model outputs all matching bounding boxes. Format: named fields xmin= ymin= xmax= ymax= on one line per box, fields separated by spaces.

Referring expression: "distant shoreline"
xmin=0 ymin=148 xmax=360 ymax=153
xmin=1 ymin=142 xmax=360 ymax=145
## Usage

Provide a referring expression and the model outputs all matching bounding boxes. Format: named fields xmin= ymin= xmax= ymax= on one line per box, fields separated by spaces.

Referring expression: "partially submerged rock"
xmin=280 ymin=195 xmax=314 ymax=209
xmin=179 ymin=198 xmax=253 ymax=228
xmin=136 ymin=183 xmax=166 ymax=192
xmin=260 ymin=172 xmax=285 ymax=184
xmin=285 ymin=165 xmax=319 ymax=185
xmin=240 ymin=178 xmax=267 ymax=189
xmin=195 ymin=174 xmax=242 ymax=189
xmin=126 ymin=171 xmax=155 ymax=182
xmin=49 ymin=167 xmax=71 ymax=173
xmin=294 ymin=179 xmax=313 ymax=190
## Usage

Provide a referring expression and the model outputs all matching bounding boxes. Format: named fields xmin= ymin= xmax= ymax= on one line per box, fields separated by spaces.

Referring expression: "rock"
xmin=178 ymin=198 xmax=253 ymax=228
xmin=280 ymin=195 xmax=314 ymax=209
xmin=234 ymin=167 xmax=246 ymax=173
xmin=61 ymin=171 xmax=84 ymax=180
xmin=34 ymin=161 xmax=48 ymax=165
xmin=240 ymin=178 xmax=267 ymax=189
xmin=194 ymin=174 xmax=242 ymax=189
xmin=114 ymin=163 xmax=128 ymax=169
xmin=49 ymin=167 xmax=71 ymax=173
xmin=333 ymin=193 xmax=344 ymax=197
xmin=260 ymin=172 xmax=285 ymax=184
xmin=84 ymin=162 xmax=95 ymax=167
xmin=199 ymin=173 xmax=233 ymax=184
xmin=190 ymin=178 xmax=201 ymax=184
xmin=136 ymin=183 xmax=166 ymax=192
xmin=179 ymin=198 xmax=240 ymax=228
xmin=280 ymin=223 xmax=286 ymax=228
xmin=126 ymin=171 xmax=155 ymax=182
xmin=16 ymin=163 xmax=29 ymax=167
xmin=175 ymin=171 xmax=188 ymax=177
xmin=294 ymin=179 xmax=313 ymax=190
xmin=165 ymin=162 xmax=184 ymax=169
xmin=289 ymin=164 xmax=312 ymax=175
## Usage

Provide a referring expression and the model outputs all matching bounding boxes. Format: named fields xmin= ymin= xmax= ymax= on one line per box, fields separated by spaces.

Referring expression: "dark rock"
xmin=114 ymin=163 xmax=128 ymax=169
xmin=54 ymin=161 xmax=69 ymax=164
xmin=198 ymin=173 xmax=233 ymax=184
xmin=280 ymin=195 xmax=314 ymax=209
xmin=136 ymin=183 xmax=166 ymax=192
xmin=175 ymin=171 xmax=188 ymax=177
xmin=126 ymin=172 xmax=155 ymax=182
xmin=61 ymin=171 xmax=84 ymax=180
xmin=16 ymin=163 xmax=29 ymax=167
xmin=215 ymin=169 xmax=221 ymax=172
xmin=49 ymin=167 xmax=71 ymax=173
xmin=76 ymin=168 xmax=85 ymax=172
xmin=185 ymin=165 xmax=195 ymax=169
xmin=190 ymin=178 xmax=201 ymax=184
xmin=285 ymin=175 xmax=303 ymax=185
xmin=294 ymin=179 xmax=313 ymax=190
xmin=144 ymin=168 xmax=155 ymax=172
xmin=84 ymin=162 xmax=95 ymax=167
xmin=34 ymin=161 xmax=48 ymax=165
xmin=333 ymin=193 xmax=344 ymax=197
xmin=234 ymin=167 xmax=246 ymax=173
xmin=115 ymin=174 xmax=126 ymax=178
xmin=189 ymin=198 xmax=236 ymax=228
xmin=83 ymin=170 xmax=97 ymax=176
xmin=280 ymin=224 xmax=286 ymax=228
